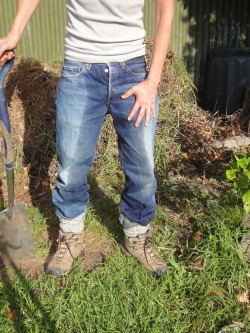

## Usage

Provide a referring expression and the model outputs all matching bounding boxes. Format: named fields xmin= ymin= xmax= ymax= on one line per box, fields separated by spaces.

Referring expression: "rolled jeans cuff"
xmin=119 ymin=214 xmax=150 ymax=238
xmin=56 ymin=210 xmax=85 ymax=234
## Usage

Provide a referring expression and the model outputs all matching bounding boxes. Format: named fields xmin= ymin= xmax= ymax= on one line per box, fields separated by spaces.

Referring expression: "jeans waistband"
xmin=123 ymin=56 xmax=145 ymax=64
xmin=64 ymin=55 xmax=145 ymax=67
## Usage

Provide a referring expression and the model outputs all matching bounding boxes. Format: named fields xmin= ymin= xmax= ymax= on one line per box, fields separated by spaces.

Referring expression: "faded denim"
xmin=52 ymin=56 xmax=158 ymax=228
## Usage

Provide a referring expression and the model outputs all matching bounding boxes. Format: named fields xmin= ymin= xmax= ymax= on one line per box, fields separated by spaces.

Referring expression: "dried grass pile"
xmin=145 ymin=37 xmax=196 ymax=111
xmin=1 ymin=58 xmax=59 ymax=179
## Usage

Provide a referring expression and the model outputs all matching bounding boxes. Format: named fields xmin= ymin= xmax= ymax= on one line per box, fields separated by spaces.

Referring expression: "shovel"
xmin=0 ymin=55 xmax=34 ymax=265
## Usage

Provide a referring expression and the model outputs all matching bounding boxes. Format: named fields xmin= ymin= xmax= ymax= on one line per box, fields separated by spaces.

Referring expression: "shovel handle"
xmin=0 ymin=53 xmax=15 ymax=86
xmin=0 ymin=55 xmax=15 ymax=168
xmin=0 ymin=55 xmax=15 ymax=206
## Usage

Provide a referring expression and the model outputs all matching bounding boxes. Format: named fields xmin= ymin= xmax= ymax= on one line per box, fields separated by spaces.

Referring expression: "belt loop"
xmin=85 ymin=63 xmax=91 ymax=70
xmin=120 ymin=62 xmax=126 ymax=69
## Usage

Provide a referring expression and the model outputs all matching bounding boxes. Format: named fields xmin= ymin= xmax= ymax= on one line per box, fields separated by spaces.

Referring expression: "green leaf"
xmin=243 ymin=190 xmax=250 ymax=213
xmin=229 ymin=161 xmax=238 ymax=170
xmin=244 ymin=202 xmax=250 ymax=214
xmin=234 ymin=176 xmax=249 ymax=189
xmin=243 ymin=151 xmax=250 ymax=159
xmin=233 ymin=154 xmax=239 ymax=162
xmin=237 ymin=158 xmax=250 ymax=170
xmin=243 ymin=189 xmax=250 ymax=204
xmin=225 ymin=169 xmax=237 ymax=180
xmin=246 ymin=170 xmax=250 ymax=180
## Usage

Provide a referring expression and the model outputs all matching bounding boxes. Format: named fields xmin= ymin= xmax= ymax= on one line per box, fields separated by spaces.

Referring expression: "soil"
xmin=0 ymin=227 xmax=115 ymax=276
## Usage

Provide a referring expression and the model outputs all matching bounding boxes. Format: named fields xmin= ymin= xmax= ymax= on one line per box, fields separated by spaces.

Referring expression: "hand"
xmin=121 ymin=79 xmax=157 ymax=127
xmin=0 ymin=35 xmax=18 ymax=61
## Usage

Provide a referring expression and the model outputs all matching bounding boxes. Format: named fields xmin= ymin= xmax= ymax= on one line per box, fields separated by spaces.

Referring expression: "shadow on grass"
xmin=0 ymin=176 xmax=56 ymax=331
xmin=156 ymin=174 xmax=210 ymax=213
xmin=88 ymin=174 xmax=123 ymax=242
xmin=0 ymin=251 xmax=58 ymax=332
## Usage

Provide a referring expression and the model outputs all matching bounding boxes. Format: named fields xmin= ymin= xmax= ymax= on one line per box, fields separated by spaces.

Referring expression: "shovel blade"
xmin=0 ymin=202 xmax=34 ymax=264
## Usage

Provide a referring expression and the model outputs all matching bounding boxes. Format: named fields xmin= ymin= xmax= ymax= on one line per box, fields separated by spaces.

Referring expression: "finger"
xmin=0 ymin=51 xmax=14 ymax=62
xmin=0 ymin=45 xmax=6 ymax=57
xmin=121 ymin=87 xmax=135 ymax=99
xmin=0 ymin=54 xmax=10 ymax=62
xmin=134 ymin=107 xmax=146 ymax=127
xmin=6 ymin=52 xmax=14 ymax=60
xmin=151 ymin=104 xmax=156 ymax=118
xmin=144 ymin=109 xmax=151 ymax=127
xmin=127 ymin=102 xmax=140 ymax=121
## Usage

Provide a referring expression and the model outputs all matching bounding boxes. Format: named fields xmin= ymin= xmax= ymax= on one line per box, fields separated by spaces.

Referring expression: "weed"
xmin=225 ymin=152 xmax=250 ymax=213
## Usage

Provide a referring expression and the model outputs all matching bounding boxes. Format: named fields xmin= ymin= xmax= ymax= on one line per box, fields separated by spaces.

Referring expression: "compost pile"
xmin=1 ymin=58 xmax=59 ymax=182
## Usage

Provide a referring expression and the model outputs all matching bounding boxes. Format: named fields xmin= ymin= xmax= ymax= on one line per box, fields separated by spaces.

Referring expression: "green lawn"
xmin=0 ymin=171 xmax=249 ymax=332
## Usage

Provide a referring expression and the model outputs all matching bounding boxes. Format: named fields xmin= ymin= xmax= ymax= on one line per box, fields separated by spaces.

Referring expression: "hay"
xmin=1 ymin=58 xmax=59 ymax=179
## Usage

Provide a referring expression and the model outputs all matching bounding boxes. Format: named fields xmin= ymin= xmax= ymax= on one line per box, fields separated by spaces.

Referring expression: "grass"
xmin=0 ymin=197 xmax=249 ymax=332
xmin=0 ymin=166 xmax=249 ymax=332
xmin=0 ymin=52 xmax=249 ymax=332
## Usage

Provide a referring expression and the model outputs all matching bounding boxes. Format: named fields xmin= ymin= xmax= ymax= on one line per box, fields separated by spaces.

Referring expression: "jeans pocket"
xmin=124 ymin=59 xmax=147 ymax=77
xmin=61 ymin=61 xmax=87 ymax=78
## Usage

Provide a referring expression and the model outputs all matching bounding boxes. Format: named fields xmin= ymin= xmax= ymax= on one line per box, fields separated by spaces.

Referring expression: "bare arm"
xmin=147 ymin=0 xmax=174 ymax=88
xmin=0 ymin=0 xmax=41 ymax=61
xmin=122 ymin=0 xmax=174 ymax=127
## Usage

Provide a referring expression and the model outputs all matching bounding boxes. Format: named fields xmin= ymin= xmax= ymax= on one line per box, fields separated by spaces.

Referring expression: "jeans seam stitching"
xmin=124 ymin=64 xmax=147 ymax=77
xmin=61 ymin=64 xmax=87 ymax=78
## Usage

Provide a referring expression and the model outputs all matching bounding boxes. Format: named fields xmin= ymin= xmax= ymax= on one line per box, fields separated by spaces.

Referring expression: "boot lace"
xmin=143 ymin=236 xmax=161 ymax=266
xmin=55 ymin=235 xmax=77 ymax=262
xmin=133 ymin=234 xmax=161 ymax=268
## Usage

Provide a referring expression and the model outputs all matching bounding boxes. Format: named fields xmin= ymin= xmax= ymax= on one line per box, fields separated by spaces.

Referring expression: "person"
xmin=0 ymin=0 xmax=174 ymax=277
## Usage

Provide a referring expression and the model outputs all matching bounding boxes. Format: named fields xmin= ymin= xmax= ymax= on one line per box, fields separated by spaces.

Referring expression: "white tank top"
xmin=64 ymin=0 xmax=146 ymax=63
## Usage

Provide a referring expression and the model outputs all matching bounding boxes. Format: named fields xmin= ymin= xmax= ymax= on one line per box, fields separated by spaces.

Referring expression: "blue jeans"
xmin=52 ymin=56 xmax=158 ymax=227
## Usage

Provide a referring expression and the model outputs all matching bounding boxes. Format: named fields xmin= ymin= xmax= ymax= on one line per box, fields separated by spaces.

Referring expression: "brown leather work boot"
xmin=122 ymin=230 xmax=166 ymax=276
xmin=46 ymin=231 xmax=84 ymax=278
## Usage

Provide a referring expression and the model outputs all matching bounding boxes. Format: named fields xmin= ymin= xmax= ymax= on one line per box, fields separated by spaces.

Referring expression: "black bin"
xmin=204 ymin=48 xmax=250 ymax=115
